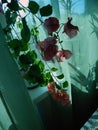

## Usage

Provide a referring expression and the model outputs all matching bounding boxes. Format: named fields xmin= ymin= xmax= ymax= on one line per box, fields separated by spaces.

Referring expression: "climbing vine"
xmin=1 ymin=0 xmax=79 ymax=106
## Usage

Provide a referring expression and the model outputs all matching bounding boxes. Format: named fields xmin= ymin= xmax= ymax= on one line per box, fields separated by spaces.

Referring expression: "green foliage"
xmin=37 ymin=61 xmax=45 ymax=72
xmin=28 ymin=1 xmax=39 ymax=14
xmin=5 ymin=10 xmax=18 ymax=26
xmin=19 ymin=54 xmax=34 ymax=65
xmin=40 ymin=4 xmax=52 ymax=16
xmin=56 ymin=83 xmax=61 ymax=90
xmin=57 ymin=74 xmax=64 ymax=79
xmin=25 ymin=65 xmax=40 ymax=83
xmin=7 ymin=0 xmax=20 ymax=11
xmin=21 ymin=18 xmax=31 ymax=43
xmin=8 ymin=39 xmax=28 ymax=56
xmin=16 ymin=21 xmax=23 ymax=30
xmin=51 ymin=67 xmax=58 ymax=72
xmin=11 ymin=12 xmax=18 ymax=25
xmin=19 ymin=50 xmax=37 ymax=70
xmin=3 ymin=0 xmax=70 ymax=91
xmin=31 ymin=27 xmax=39 ymax=36
xmin=5 ymin=10 xmax=12 ymax=26
xmin=63 ymin=81 xmax=69 ymax=88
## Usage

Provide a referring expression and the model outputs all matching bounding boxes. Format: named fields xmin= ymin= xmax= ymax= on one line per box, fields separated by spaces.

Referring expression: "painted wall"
xmin=0 ymin=24 xmax=42 ymax=130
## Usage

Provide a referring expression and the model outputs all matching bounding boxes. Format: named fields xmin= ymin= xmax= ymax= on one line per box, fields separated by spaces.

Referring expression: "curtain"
xmin=14 ymin=0 xmax=98 ymax=101
xmin=58 ymin=0 xmax=98 ymax=93
xmin=49 ymin=0 xmax=98 ymax=93
xmin=36 ymin=0 xmax=98 ymax=100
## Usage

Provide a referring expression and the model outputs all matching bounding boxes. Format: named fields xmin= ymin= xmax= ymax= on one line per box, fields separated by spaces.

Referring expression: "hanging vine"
xmin=1 ymin=0 xmax=79 ymax=106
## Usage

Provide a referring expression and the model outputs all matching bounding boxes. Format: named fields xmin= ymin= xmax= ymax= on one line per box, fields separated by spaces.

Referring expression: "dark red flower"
xmin=42 ymin=37 xmax=58 ymax=61
xmin=52 ymin=89 xmax=70 ymax=106
xmin=37 ymin=41 xmax=44 ymax=51
xmin=60 ymin=91 xmax=70 ymax=105
xmin=44 ymin=17 xmax=60 ymax=33
xmin=63 ymin=17 xmax=79 ymax=38
xmin=56 ymin=49 xmax=72 ymax=62
xmin=38 ymin=37 xmax=58 ymax=61
xmin=47 ymin=82 xmax=55 ymax=93
xmin=52 ymin=91 xmax=60 ymax=100
xmin=44 ymin=45 xmax=58 ymax=61
xmin=44 ymin=37 xmax=57 ymax=50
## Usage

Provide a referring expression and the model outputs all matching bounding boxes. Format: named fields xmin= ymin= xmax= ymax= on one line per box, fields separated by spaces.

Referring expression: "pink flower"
xmin=44 ymin=17 xmax=59 ymax=33
xmin=63 ymin=17 xmax=79 ymax=38
xmin=56 ymin=49 xmax=72 ymax=62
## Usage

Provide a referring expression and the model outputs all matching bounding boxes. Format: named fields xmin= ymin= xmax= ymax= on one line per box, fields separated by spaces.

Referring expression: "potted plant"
xmin=1 ymin=0 xmax=79 ymax=106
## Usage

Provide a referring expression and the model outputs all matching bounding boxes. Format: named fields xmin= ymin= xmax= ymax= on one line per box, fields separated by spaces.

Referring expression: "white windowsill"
xmin=28 ymin=87 xmax=48 ymax=104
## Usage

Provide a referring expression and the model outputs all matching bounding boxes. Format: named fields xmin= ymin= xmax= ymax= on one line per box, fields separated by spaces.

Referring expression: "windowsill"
xmin=28 ymin=87 xmax=48 ymax=104
xmin=80 ymin=108 xmax=98 ymax=130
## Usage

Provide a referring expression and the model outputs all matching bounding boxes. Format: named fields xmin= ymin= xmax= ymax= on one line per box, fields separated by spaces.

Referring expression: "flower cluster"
xmin=44 ymin=17 xmax=60 ymax=33
xmin=47 ymin=82 xmax=70 ymax=106
xmin=63 ymin=17 xmax=79 ymax=38
xmin=2 ymin=0 xmax=79 ymax=106
xmin=38 ymin=37 xmax=58 ymax=61
xmin=38 ymin=16 xmax=79 ymax=105
xmin=38 ymin=17 xmax=78 ymax=62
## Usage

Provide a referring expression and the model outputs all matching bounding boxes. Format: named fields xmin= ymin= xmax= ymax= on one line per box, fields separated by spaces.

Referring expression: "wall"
xmin=34 ymin=86 xmax=98 ymax=130
xmin=0 ymin=24 xmax=42 ymax=130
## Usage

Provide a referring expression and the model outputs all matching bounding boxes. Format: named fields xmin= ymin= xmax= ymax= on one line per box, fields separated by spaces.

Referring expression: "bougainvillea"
xmin=56 ymin=49 xmax=72 ymax=62
xmin=2 ymin=0 xmax=79 ymax=106
xmin=48 ymin=82 xmax=70 ymax=106
xmin=38 ymin=37 xmax=58 ymax=61
xmin=44 ymin=17 xmax=60 ymax=33
xmin=63 ymin=17 xmax=79 ymax=38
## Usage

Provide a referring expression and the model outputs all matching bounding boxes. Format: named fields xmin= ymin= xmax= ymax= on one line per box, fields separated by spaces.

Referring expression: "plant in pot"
xmin=1 ymin=0 xmax=79 ymax=106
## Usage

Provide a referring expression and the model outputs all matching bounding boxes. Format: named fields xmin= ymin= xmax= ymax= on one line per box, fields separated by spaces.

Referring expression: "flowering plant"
xmin=1 ymin=0 xmax=79 ymax=106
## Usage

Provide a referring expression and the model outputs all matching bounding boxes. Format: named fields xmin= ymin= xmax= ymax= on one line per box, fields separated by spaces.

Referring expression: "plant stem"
xmin=45 ymin=61 xmax=62 ymax=86
xmin=18 ymin=1 xmax=43 ymax=24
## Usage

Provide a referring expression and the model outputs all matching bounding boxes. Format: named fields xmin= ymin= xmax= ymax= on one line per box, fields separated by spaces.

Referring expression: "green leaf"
xmin=29 ymin=64 xmax=41 ymax=77
xmin=38 ymin=61 xmax=44 ymax=71
xmin=28 ymin=1 xmax=39 ymax=14
xmin=5 ymin=10 xmax=17 ymax=26
xmin=31 ymin=27 xmax=39 ymax=36
xmin=63 ymin=81 xmax=69 ymax=88
xmin=56 ymin=84 xmax=61 ymax=90
xmin=17 ymin=21 xmax=23 ymax=30
xmin=57 ymin=74 xmax=64 ymax=79
xmin=20 ymin=40 xmax=29 ymax=51
xmin=5 ymin=10 xmax=12 ymax=25
xmin=45 ymin=72 xmax=52 ymax=80
xmin=8 ymin=39 xmax=21 ymax=49
xmin=31 ymin=28 xmax=34 ymax=35
xmin=21 ymin=18 xmax=30 ymax=43
xmin=7 ymin=0 xmax=19 ymax=11
xmin=37 ymin=74 xmax=48 ymax=86
xmin=27 ymin=50 xmax=37 ymax=61
xmin=11 ymin=12 xmax=18 ymax=25
xmin=51 ymin=67 xmax=58 ymax=72
xmin=19 ymin=54 xmax=34 ymax=65
xmin=8 ymin=39 xmax=28 ymax=54
xmin=40 ymin=4 xmax=52 ymax=16
xmin=23 ymin=72 xmax=37 ymax=84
